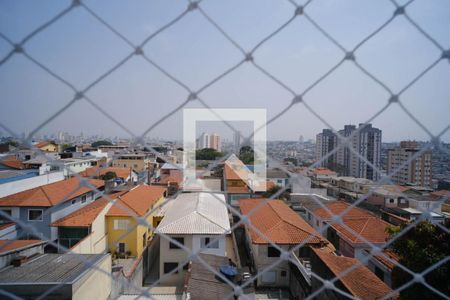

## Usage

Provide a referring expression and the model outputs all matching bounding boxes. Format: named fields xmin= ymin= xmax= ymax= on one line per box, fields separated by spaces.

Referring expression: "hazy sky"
xmin=0 ymin=0 xmax=449 ymax=142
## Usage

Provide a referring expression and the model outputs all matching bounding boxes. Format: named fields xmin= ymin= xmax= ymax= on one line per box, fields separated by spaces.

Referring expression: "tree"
xmin=91 ymin=140 xmax=112 ymax=147
xmin=284 ymin=157 xmax=298 ymax=166
xmin=239 ymin=146 xmax=254 ymax=165
xmin=196 ymin=148 xmax=223 ymax=160
xmin=388 ymin=220 xmax=450 ymax=299
xmin=99 ymin=171 xmax=117 ymax=181
xmin=262 ymin=185 xmax=290 ymax=201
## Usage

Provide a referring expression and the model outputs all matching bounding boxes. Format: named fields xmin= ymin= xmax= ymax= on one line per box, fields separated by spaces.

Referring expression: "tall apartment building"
xmin=197 ymin=132 xmax=221 ymax=152
xmin=233 ymin=131 xmax=241 ymax=154
xmin=316 ymin=129 xmax=338 ymax=169
xmin=316 ymin=124 xmax=382 ymax=180
xmin=387 ymin=141 xmax=432 ymax=187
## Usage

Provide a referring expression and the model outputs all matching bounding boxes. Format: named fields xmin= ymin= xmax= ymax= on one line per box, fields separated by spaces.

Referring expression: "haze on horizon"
xmin=0 ymin=0 xmax=449 ymax=143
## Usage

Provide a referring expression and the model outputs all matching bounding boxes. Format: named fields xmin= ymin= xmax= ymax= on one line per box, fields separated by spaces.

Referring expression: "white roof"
xmin=157 ymin=192 xmax=230 ymax=235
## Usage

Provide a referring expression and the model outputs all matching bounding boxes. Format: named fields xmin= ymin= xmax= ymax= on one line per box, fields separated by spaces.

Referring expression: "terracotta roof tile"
xmin=311 ymin=168 xmax=337 ymax=175
xmin=0 ymin=177 xmax=104 ymax=207
xmin=0 ymin=223 xmax=15 ymax=230
xmin=313 ymin=248 xmax=394 ymax=299
xmin=0 ymin=155 xmax=24 ymax=170
xmin=50 ymin=192 xmax=124 ymax=227
xmin=0 ymin=239 xmax=44 ymax=254
xmin=106 ymin=185 xmax=166 ymax=217
xmin=240 ymin=198 xmax=324 ymax=245
xmin=81 ymin=166 xmax=132 ymax=180
xmin=314 ymin=201 xmax=390 ymax=244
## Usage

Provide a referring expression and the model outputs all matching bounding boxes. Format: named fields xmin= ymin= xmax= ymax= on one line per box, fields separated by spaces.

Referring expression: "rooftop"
xmin=0 ymin=240 xmax=44 ymax=255
xmin=0 ymin=177 xmax=104 ymax=207
xmin=81 ymin=166 xmax=133 ymax=179
xmin=0 ymin=254 xmax=108 ymax=283
xmin=157 ymin=192 xmax=230 ymax=235
xmin=51 ymin=193 xmax=124 ymax=227
xmin=310 ymin=168 xmax=337 ymax=175
xmin=0 ymin=155 xmax=24 ymax=170
xmin=239 ymin=198 xmax=324 ymax=245
xmin=106 ymin=185 xmax=166 ymax=217
xmin=312 ymin=248 xmax=393 ymax=299
xmin=314 ymin=201 xmax=390 ymax=244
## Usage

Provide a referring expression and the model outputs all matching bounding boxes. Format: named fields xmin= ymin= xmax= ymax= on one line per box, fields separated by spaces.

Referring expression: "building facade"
xmin=387 ymin=141 xmax=432 ymax=187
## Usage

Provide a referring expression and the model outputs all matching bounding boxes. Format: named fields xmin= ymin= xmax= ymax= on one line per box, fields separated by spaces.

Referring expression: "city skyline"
xmin=1 ymin=0 xmax=449 ymax=143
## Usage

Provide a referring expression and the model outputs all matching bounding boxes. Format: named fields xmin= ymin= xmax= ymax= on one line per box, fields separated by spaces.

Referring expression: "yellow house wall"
xmin=39 ymin=144 xmax=57 ymax=152
xmin=107 ymin=216 xmax=138 ymax=256
xmin=107 ymin=195 xmax=166 ymax=257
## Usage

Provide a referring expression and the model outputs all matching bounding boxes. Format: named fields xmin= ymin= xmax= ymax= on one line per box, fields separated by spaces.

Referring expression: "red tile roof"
xmin=0 ymin=223 xmax=15 ymax=230
xmin=430 ymin=190 xmax=450 ymax=199
xmin=364 ymin=249 xmax=399 ymax=271
xmin=0 ymin=239 xmax=44 ymax=254
xmin=81 ymin=166 xmax=132 ymax=180
xmin=240 ymin=198 xmax=324 ymax=245
xmin=311 ymin=167 xmax=337 ymax=175
xmin=0 ymin=177 xmax=104 ymax=207
xmin=34 ymin=141 xmax=55 ymax=149
xmin=314 ymin=201 xmax=390 ymax=244
xmin=50 ymin=192 xmax=124 ymax=227
xmin=106 ymin=185 xmax=166 ymax=217
xmin=313 ymin=248 xmax=394 ymax=299
xmin=0 ymin=155 xmax=24 ymax=170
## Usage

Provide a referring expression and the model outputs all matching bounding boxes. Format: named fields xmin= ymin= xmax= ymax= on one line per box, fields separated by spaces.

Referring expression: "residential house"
xmin=239 ymin=198 xmax=328 ymax=288
xmin=367 ymin=185 xmax=410 ymax=208
xmin=361 ymin=249 xmax=400 ymax=287
xmin=156 ymin=192 xmax=231 ymax=286
xmin=156 ymin=163 xmax=183 ymax=195
xmin=0 ymin=177 xmax=104 ymax=241
xmin=48 ymin=157 xmax=99 ymax=177
xmin=51 ymin=193 xmax=122 ymax=253
xmin=308 ymin=168 xmax=337 ymax=182
xmin=266 ymin=168 xmax=289 ymax=188
xmin=0 ymin=253 xmax=111 ymax=300
xmin=0 ymin=155 xmax=24 ymax=170
xmin=81 ymin=166 xmax=138 ymax=183
xmin=311 ymin=248 xmax=394 ymax=300
xmin=34 ymin=141 xmax=58 ymax=152
xmin=0 ymin=239 xmax=45 ymax=269
xmin=311 ymin=201 xmax=390 ymax=260
xmin=223 ymin=155 xmax=266 ymax=206
xmin=112 ymin=153 xmax=154 ymax=173
xmin=105 ymin=184 xmax=166 ymax=258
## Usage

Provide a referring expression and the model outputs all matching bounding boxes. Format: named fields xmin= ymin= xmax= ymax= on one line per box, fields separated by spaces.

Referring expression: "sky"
xmin=0 ymin=0 xmax=449 ymax=143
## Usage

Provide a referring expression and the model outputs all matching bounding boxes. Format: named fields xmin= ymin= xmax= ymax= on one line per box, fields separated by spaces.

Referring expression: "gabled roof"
xmin=239 ymin=198 xmax=324 ymax=245
xmin=50 ymin=192 xmax=123 ymax=227
xmin=81 ymin=166 xmax=133 ymax=180
xmin=106 ymin=185 xmax=166 ymax=217
xmin=0 ymin=177 xmax=104 ymax=207
xmin=314 ymin=201 xmax=390 ymax=244
xmin=0 ymin=155 xmax=24 ymax=170
xmin=34 ymin=141 xmax=56 ymax=149
xmin=0 ymin=239 xmax=44 ymax=255
xmin=311 ymin=167 xmax=337 ymax=175
xmin=157 ymin=193 xmax=230 ymax=235
xmin=312 ymin=248 xmax=394 ymax=299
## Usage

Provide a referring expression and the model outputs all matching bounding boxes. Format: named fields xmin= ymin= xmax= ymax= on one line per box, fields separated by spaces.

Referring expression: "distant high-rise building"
xmin=197 ymin=132 xmax=221 ymax=152
xmin=209 ymin=133 xmax=221 ymax=152
xmin=387 ymin=141 xmax=432 ymax=187
xmin=233 ymin=131 xmax=241 ymax=154
xmin=316 ymin=124 xmax=382 ymax=180
xmin=316 ymin=129 xmax=338 ymax=169
xmin=299 ymin=135 xmax=304 ymax=144
xmin=197 ymin=132 xmax=210 ymax=149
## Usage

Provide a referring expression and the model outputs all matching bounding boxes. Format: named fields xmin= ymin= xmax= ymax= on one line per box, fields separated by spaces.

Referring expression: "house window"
xmin=280 ymin=270 xmax=287 ymax=277
xmin=114 ymin=219 xmax=129 ymax=230
xmin=71 ymin=199 xmax=77 ymax=205
xmin=389 ymin=199 xmax=394 ymax=203
xmin=81 ymin=195 xmax=87 ymax=203
xmin=164 ymin=262 xmax=179 ymax=274
xmin=169 ymin=237 xmax=184 ymax=249
xmin=118 ymin=243 xmax=126 ymax=253
xmin=183 ymin=263 xmax=189 ymax=270
xmin=374 ymin=266 xmax=384 ymax=281
xmin=28 ymin=209 xmax=43 ymax=221
xmin=201 ymin=237 xmax=219 ymax=249
xmin=0 ymin=209 xmax=12 ymax=224
xmin=268 ymin=246 xmax=281 ymax=257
